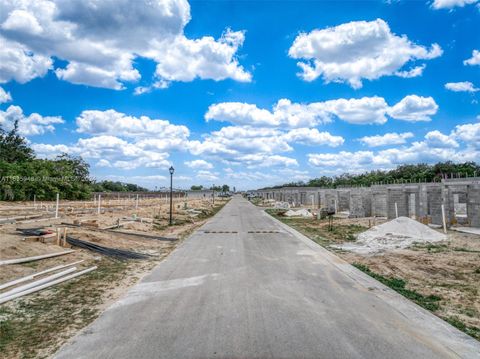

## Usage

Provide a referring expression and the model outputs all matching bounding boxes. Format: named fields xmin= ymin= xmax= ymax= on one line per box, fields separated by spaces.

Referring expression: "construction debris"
xmin=283 ymin=208 xmax=313 ymax=218
xmin=0 ymin=250 xmax=75 ymax=266
xmin=334 ymin=216 xmax=447 ymax=254
xmin=0 ymin=266 xmax=97 ymax=305
xmin=65 ymin=236 xmax=150 ymax=260
xmin=0 ymin=260 xmax=84 ymax=291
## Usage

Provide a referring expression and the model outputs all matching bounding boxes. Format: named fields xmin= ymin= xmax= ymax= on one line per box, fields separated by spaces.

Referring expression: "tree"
xmin=0 ymin=120 xmax=34 ymax=163
xmin=221 ymin=184 xmax=230 ymax=192
xmin=190 ymin=185 xmax=203 ymax=190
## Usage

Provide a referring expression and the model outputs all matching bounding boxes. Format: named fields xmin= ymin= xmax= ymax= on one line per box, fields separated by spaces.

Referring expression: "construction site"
xmin=253 ymin=177 xmax=480 ymax=341
xmin=0 ymin=191 xmax=229 ymax=358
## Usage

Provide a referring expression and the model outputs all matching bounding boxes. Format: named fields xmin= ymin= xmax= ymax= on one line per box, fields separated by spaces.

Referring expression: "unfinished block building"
xmin=254 ymin=177 xmax=480 ymax=228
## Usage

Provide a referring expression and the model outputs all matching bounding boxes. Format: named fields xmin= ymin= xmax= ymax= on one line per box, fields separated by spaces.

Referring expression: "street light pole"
xmin=169 ymin=166 xmax=175 ymax=225
xmin=212 ymin=184 xmax=215 ymax=205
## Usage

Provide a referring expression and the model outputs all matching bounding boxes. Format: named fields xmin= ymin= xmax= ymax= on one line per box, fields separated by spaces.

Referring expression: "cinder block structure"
xmin=253 ymin=177 xmax=480 ymax=228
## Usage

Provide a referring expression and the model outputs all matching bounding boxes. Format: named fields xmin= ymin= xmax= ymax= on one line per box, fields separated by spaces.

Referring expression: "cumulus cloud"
xmin=288 ymin=19 xmax=441 ymax=88
xmin=196 ymin=170 xmax=219 ymax=181
xmin=308 ymin=119 xmax=480 ymax=174
xmin=205 ymin=99 xmax=331 ymax=128
xmin=33 ymin=134 xmax=172 ymax=170
xmin=76 ymin=109 xmax=190 ymax=140
xmin=283 ymin=128 xmax=344 ymax=147
xmin=445 ymin=81 xmax=479 ymax=92
xmin=359 ymin=132 xmax=414 ymax=147
xmin=207 ymin=95 xmax=438 ymax=126
xmin=0 ymin=105 xmax=63 ymax=136
xmin=185 ymin=159 xmax=213 ymax=169
xmin=0 ymin=0 xmax=250 ymax=90
xmin=464 ymin=50 xmax=480 ymax=66
xmin=0 ymin=86 xmax=12 ymax=103
xmin=432 ymin=0 xmax=478 ymax=9
xmin=387 ymin=95 xmax=438 ymax=122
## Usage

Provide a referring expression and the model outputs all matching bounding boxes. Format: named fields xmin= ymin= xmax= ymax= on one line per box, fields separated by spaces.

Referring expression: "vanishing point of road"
xmin=55 ymin=196 xmax=480 ymax=359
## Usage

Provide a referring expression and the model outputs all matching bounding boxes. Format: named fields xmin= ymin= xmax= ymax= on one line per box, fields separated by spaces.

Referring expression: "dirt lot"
xmin=265 ymin=207 xmax=480 ymax=341
xmin=0 ymin=196 xmax=229 ymax=359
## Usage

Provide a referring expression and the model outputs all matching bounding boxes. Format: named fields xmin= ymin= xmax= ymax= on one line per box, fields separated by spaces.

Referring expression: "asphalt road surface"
xmin=55 ymin=196 xmax=480 ymax=359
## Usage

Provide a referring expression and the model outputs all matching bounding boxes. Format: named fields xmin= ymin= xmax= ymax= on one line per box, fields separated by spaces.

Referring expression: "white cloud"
xmin=432 ymin=0 xmax=478 ymax=9
xmin=387 ymin=95 xmax=438 ymax=122
xmin=0 ymin=86 xmax=12 ymax=103
xmin=196 ymin=170 xmax=219 ymax=181
xmin=205 ymin=99 xmax=331 ymax=128
xmin=395 ymin=64 xmax=426 ymax=78
xmin=424 ymin=130 xmax=459 ymax=148
xmin=0 ymin=105 xmax=63 ymax=136
xmin=0 ymin=36 xmax=52 ymax=84
xmin=308 ymin=120 xmax=480 ymax=174
xmin=321 ymin=97 xmax=389 ymax=124
xmin=207 ymin=95 xmax=438 ymax=126
xmin=76 ymin=109 xmax=189 ymax=140
xmin=288 ymin=19 xmax=441 ymax=88
xmin=0 ymin=0 xmax=250 ymax=90
xmin=283 ymin=128 xmax=344 ymax=147
xmin=453 ymin=122 xmax=480 ymax=147
xmin=464 ymin=50 xmax=480 ymax=66
xmin=188 ymin=125 xmax=301 ymax=168
xmin=359 ymin=132 xmax=414 ymax=147
xmin=445 ymin=81 xmax=479 ymax=92
xmin=185 ymin=159 xmax=213 ymax=169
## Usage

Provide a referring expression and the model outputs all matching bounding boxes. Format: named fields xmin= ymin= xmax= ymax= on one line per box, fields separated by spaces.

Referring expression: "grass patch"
xmin=265 ymin=209 xmax=366 ymax=246
xmin=353 ymin=263 xmax=442 ymax=312
xmin=452 ymin=247 xmax=480 ymax=253
xmin=412 ymin=243 xmax=449 ymax=253
xmin=445 ymin=317 xmax=480 ymax=340
xmin=0 ymin=258 xmax=130 ymax=359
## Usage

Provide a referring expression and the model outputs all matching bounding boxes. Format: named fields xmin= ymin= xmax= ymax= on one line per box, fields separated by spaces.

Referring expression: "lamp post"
xmin=169 ymin=166 xmax=174 ymax=225
xmin=212 ymin=184 xmax=215 ymax=205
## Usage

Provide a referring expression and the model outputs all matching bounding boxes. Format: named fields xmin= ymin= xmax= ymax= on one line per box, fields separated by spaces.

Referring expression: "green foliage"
xmin=91 ymin=180 xmax=148 ymax=193
xmin=353 ymin=263 xmax=442 ymax=311
xmin=0 ymin=120 xmax=34 ymax=163
xmin=190 ymin=185 xmax=204 ymax=190
xmin=0 ymin=123 xmax=148 ymax=200
xmin=222 ymin=184 xmax=230 ymax=192
xmin=262 ymin=162 xmax=480 ymax=189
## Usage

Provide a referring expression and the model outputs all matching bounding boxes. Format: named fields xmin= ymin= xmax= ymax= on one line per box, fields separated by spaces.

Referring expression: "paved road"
xmin=55 ymin=196 xmax=480 ymax=359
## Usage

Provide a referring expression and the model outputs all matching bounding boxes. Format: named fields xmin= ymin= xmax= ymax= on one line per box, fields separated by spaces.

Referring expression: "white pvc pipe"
xmin=0 ymin=250 xmax=74 ymax=266
xmin=55 ymin=193 xmax=59 ymax=218
xmin=441 ymin=204 xmax=447 ymax=234
xmin=0 ymin=266 xmax=97 ymax=304
xmin=0 ymin=260 xmax=84 ymax=291
xmin=395 ymin=202 xmax=399 ymax=218
xmin=0 ymin=267 xmax=77 ymax=298
xmin=97 ymin=194 xmax=102 ymax=215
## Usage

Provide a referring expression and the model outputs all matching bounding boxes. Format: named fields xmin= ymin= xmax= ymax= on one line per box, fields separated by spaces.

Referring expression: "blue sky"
xmin=0 ymin=0 xmax=479 ymax=190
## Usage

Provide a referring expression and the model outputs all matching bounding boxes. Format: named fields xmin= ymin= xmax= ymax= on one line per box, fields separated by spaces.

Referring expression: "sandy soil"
xmin=0 ymin=196 xmax=229 ymax=359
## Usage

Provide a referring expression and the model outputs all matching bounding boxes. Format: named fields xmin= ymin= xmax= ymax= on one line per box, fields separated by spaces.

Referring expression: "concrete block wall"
xmin=337 ymin=190 xmax=350 ymax=212
xmin=253 ymin=178 xmax=480 ymax=227
xmin=387 ymin=189 xmax=408 ymax=219
xmin=467 ymin=185 xmax=480 ymax=227
xmin=371 ymin=187 xmax=387 ymax=217
xmin=427 ymin=187 xmax=443 ymax=225
xmin=349 ymin=190 xmax=372 ymax=218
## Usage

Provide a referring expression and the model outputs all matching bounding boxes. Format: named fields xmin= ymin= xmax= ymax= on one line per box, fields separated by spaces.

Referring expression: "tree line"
xmin=261 ymin=162 xmax=480 ymax=190
xmin=0 ymin=121 xmax=148 ymax=201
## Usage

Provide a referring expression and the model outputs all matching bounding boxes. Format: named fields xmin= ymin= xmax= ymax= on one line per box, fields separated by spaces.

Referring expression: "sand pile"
xmin=334 ymin=216 xmax=447 ymax=254
xmin=284 ymin=209 xmax=313 ymax=218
